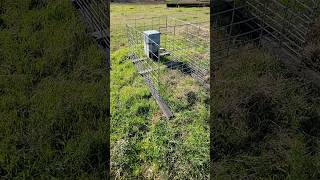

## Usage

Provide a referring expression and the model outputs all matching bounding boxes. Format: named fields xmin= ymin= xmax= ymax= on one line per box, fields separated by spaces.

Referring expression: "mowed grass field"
xmin=110 ymin=3 xmax=210 ymax=179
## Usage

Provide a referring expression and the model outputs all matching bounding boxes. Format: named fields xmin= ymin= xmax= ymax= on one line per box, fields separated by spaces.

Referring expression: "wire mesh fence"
xmin=211 ymin=0 xmax=263 ymax=63
xmin=112 ymin=14 xmax=209 ymax=49
xmin=211 ymin=0 xmax=320 ymax=89
xmin=211 ymin=0 xmax=320 ymax=64
xmin=247 ymin=0 xmax=319 ymax=58
xmin=111 ymin=3 xmax=209 ymax=50
xmin=72 ymin=0 xmax=110 ymax=55
xmin=126 ymin=16 xmax=209 ymax=118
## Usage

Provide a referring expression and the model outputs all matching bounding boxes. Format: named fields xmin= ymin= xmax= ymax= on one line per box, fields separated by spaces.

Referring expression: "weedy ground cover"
xmin=212 ymin=47 xmax=320 ymax=179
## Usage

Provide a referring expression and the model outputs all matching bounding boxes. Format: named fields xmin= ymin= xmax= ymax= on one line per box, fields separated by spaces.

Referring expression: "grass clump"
xmin=212 ymin=47 xmax=320 ymax=179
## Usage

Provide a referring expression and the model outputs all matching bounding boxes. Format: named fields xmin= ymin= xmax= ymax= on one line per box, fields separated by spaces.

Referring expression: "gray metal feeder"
xmin=143 ymin=30 xmax=160 ymax=60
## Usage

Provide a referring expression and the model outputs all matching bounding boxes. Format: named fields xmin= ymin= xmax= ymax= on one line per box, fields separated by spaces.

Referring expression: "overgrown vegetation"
xmin=0 ymin=0 xmax=108 ymax=178
xmin=110 ymin=3 xmax=209 ymax=179
xmin=212 ymin=47 xmax=320 ymax=179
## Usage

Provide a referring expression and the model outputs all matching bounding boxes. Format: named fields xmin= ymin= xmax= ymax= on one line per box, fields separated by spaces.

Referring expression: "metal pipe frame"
xmin=211 ymin=0 xmax=319 ymax=64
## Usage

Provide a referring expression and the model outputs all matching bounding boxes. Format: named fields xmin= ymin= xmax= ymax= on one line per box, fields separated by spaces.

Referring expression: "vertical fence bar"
xmin=227 ymin=0 xmax=236 ymax=57
xmin=165 ymin=16 xmax=168 ymax=49
xmin=173 ymin=19 xmax=176 ymax=51
xmin=157 ymin=43 xmax=160 ymax=95
xmin=258 ymin=0 xmax=267 ymax=48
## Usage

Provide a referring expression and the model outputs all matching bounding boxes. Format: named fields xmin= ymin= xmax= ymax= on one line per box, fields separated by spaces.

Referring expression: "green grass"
xmin=111 ymin=3 xmax=209 ymax=179
xmin=0 ymin=0 xmax=108 ymax=178
xmin=212 ymin=48 xmax=320 ymax=179
xmin=111 ymin=48 xmax=209 ymax=179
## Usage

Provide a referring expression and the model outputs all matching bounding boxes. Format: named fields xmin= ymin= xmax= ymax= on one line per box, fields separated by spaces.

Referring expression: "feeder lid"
xmin=143 ymin=30 xmax=160 ymax=35
xmin=143 ymin=30 xmax=160 ymax=44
